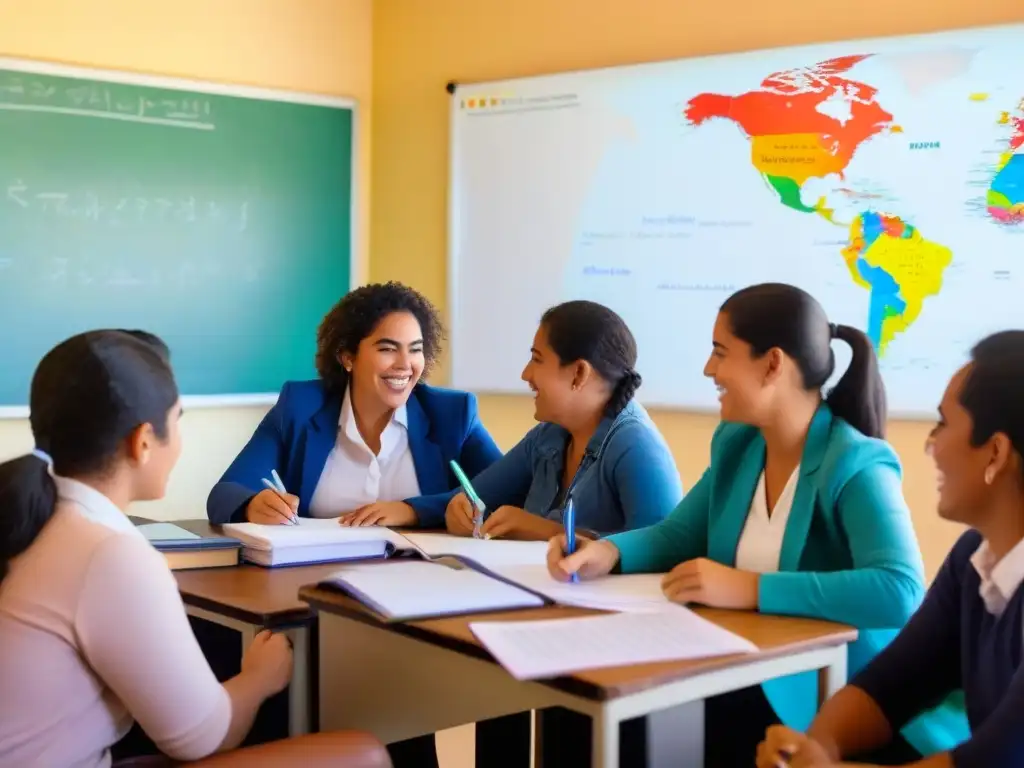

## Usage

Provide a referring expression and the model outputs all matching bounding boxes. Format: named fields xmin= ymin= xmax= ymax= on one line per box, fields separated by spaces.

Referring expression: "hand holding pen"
xmin=448 ymin=460 xmax=488 ymax=539
xmin=246 ymin=469 xmax=299 ymax=525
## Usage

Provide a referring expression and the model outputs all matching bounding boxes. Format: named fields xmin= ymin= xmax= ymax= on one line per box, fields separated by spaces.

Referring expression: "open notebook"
xmin=220 ymin=519 xmax=553 ymax=569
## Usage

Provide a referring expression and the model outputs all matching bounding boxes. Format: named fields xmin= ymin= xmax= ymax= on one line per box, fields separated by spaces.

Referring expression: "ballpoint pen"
xmin=563 ymin=495 xmax=579 ymax=583
xmin=449 ymin=459 xmax=487 ymax=539
xmin=261 ymin=469 xmax=298 ymax=525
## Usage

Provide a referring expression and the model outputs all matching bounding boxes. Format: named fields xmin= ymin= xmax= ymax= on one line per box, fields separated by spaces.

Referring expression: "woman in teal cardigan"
xmin=548 ymin=283 xmax=967 ymax=766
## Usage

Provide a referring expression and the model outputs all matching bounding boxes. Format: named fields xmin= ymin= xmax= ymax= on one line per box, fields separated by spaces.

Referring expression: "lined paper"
xmin=470 ymin=606 xmax=758 ymax=680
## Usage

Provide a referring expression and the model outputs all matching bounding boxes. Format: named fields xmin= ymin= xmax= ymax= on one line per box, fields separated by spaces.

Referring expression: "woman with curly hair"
xmin=206 ymin=281 xmax=502 ymax=529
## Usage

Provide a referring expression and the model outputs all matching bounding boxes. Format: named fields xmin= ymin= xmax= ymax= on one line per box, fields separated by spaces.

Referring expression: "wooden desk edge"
xmin=179 ymin=590 xmax=316 ymax=628
xmin=300 ymin=586 xmax=856 ymax=701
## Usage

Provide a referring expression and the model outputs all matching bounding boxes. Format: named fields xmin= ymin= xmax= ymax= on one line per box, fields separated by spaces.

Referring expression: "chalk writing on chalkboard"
xmin=0 ymin=73 xmax=215 ymax=130
xmin=5 ymin=179 xmax=250 ymax=232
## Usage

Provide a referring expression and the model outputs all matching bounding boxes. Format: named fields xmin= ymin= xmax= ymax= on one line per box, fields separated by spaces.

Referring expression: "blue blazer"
xmin=468 ymin=400 xmax=682 ymax=536
xmin=207 ymin=380 xmax=503 ymax=525
xmin=607 ymin=404 xmax=968 ymax=755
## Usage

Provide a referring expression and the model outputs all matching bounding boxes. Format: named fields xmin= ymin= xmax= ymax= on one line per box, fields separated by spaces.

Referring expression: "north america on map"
xmin=683 ymin=54 xmax=1020 ymax=355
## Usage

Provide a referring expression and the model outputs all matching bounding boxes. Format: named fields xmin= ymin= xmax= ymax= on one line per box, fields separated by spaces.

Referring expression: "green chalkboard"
xmin=0 ymin=59 xmax=354 ymax=411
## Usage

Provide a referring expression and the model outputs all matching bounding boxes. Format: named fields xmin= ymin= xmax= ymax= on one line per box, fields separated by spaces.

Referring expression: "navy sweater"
xmin=853 ymin=530 xmax=1024 ymax=767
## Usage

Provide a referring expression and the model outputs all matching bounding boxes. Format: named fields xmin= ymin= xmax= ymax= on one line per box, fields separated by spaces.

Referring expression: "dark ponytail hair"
xmin=720 ymin=283 xmax=887 ymax=438
xmin=541 ymin=300 xmax=642 ymax=416
xmin=0 ymin=330 xmax=179 ymax=583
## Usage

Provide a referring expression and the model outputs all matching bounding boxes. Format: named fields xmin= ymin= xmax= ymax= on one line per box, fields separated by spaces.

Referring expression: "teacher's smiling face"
xmin=341 ymin=310 xmax=425 ymax=410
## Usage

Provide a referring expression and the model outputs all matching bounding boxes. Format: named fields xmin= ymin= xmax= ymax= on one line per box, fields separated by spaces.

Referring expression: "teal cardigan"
xmin=607 ymin=405 xmax=968 ymax=756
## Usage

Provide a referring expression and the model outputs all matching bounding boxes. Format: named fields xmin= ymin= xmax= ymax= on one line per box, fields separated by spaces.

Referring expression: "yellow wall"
xmin=1 ymin=0 xmax=1020 ymax=577
xmin=372 ymin=0 xmax=1024 ymax=578
xmin=0 ymin=0 xmax=373 ymax=518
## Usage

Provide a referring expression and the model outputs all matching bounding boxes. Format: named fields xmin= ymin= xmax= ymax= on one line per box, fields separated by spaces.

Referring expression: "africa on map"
xmin=449 ymin=24 xmax=1024 ymax=416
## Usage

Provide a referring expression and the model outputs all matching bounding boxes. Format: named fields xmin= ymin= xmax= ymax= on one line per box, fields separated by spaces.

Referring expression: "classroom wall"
xmin=0 ymin=0 xmax=373 ymax=518
xmin=371 ymin=0 xmax=1024 ymax=578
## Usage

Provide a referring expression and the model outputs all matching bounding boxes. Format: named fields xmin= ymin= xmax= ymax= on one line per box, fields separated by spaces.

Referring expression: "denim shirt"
xmin=469 ymin=400 xmax=683 ymax=536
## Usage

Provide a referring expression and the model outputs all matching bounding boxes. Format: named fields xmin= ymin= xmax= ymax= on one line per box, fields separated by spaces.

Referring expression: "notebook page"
xmin=489 ymin=564 xmax=671 ymax=613
xmin=325 ymin=560 xmax=545 ymax=620
xmin=222 ymin=518 xmax=408 ymax=551
xmin=470 ymin=606 xmax=758 ymax=680
xmin=401 ymin=533 xmax=549 ymax=568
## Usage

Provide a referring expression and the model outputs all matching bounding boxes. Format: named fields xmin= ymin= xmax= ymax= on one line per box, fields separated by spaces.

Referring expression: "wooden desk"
xmin=175 ymin=562 xmax=341 ymax=738
xmin=302 ymin=587 xmax=856 ymax=768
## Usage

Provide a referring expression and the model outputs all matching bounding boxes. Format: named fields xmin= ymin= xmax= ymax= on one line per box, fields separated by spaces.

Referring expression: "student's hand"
xmin=547 ymin=536 xmax=620 ymax=582
xmin=241 ymin=630 xmax=294 ymax=697
xmin=661 ymin=558 xmax=759 ymax=610
xmin=339 ymin=501 xmax=417 ymax=528
xmin=481 ymin=506 xmax=561 ymax=540
xmin=445 ymin=493 xmax=477 ymax=537
xmin=246 ymin=489 xmax=299 ymax=525
xmin=756 ymin=726 xmax=838 ymax=768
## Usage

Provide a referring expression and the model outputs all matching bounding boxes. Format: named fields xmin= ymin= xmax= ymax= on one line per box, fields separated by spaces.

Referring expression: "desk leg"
xmin=592 ymin=710 xmax=619 ymax=768
xmin=817 ymin=646 xmax=848 ymax=708
xmin=184 ymin=606 xmax=312 ymax=737
xmin=283 ymin=626 xmax=311 ymax=736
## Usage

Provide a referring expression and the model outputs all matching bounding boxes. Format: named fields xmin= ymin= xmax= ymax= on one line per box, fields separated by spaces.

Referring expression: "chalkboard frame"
xmin=0 ymin=56 xmax=359 ymax=418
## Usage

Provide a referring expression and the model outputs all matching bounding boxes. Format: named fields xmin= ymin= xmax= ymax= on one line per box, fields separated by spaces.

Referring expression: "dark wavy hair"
xmin=960 ymin=330 xmax=1024 ymax=479
xmin=315 ymin=282 xmax=446 ymax=395
xmin=0 ymin=330 xmax=178 ymax=583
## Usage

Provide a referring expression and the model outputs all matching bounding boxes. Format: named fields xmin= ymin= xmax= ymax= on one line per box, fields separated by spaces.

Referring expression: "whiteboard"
xmin=447 ymin=23 xmax=1024 ymax=419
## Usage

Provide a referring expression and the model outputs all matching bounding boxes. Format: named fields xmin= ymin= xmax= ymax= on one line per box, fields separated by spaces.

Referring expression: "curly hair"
xmin=315 ymin=282 xmax=446 ymax=395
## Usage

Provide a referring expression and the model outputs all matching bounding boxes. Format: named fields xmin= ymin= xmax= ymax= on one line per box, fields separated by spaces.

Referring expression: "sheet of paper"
xmin=137 ymin=522 xmax=200 ymax=541
xmin=222 ymin=518 xmax=408 ymax=551
xmin=326 ymin=560 xmax=544 ymax=620
xmin=470 ymin=606 xmax=758 ymax=680
xmin=490 ymin=564 xmax=672 ymax=613
xmin=401 ymin=533 xmax=549 ymax=567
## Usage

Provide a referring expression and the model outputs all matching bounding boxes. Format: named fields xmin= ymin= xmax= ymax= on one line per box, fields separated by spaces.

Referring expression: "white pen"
xmin=262 ymin=471 xmax=298 ymax=525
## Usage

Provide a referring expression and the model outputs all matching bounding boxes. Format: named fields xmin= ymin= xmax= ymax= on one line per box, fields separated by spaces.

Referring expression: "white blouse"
xmin=734 ymin=466 xmax=800 ymax=574
xmin=308 ymin=387 xmax=422 ymax=517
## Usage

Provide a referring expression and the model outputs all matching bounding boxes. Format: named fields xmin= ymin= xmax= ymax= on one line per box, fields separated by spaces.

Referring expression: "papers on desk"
xmin=490 ymin=565 xmax=671 ymax=614
xmin=222 ymin=518 xmax=410 ymax=567
xmin=470 ymin=605 xmax=759 ymax=680
xmin=322 ymin=560 xmax=546 ymax=621
xmin=401 ymin=533 xmax=548 ymax=567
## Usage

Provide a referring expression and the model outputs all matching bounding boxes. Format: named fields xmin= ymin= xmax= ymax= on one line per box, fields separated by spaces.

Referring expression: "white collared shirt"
xmin=307 ymin=387 xmax=422 ymax=518
xmin=734 ymin=467 xmax=801 ymax=574
xmin=970 ymin=537 xmax=1024 ymax=616
xmin=55 ymin=475 xmax=144 ymax=539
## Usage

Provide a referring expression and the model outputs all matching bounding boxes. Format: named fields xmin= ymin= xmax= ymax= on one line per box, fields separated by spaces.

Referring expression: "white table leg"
xmin=592 ymin=709 xmax=619 ymax=768
xmin=185 ymin=606 xmax=312 ymax=736
xmin=817 ymin=645 xmax=848 ymax=707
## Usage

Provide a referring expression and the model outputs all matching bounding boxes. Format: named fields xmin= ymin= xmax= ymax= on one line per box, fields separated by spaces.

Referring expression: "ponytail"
xmin=606 ymin=369 xmax=642 ymax=416
xmin=0 ymin=454 xmax=58 ymax=584
xmin=825 ymin=323 xmax=888 ymax=439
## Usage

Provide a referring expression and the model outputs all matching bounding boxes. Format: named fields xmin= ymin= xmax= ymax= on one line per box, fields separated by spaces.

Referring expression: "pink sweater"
xmin=0 ymin=477 xmax=231 ymax=767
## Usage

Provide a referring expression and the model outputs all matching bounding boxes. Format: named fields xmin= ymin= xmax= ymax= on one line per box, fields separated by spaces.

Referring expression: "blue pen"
xmin=563 ymin=496 xmax=579 ymax=583
xmin=262 ymin=470 xmax=298 ymax=525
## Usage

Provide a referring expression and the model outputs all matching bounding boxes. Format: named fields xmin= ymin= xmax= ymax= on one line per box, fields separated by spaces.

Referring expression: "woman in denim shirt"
xmin=444 ymin=299 xmax=681 ymax=541
xmin=446 ymin=300 xmax=683 ymax=766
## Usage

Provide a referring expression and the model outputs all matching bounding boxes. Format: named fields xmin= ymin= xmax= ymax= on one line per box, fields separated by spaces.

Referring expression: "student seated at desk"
xmin=549 ymin=284 xmax=966 ymax=767
xmin=207 ymin=281 xmax=500 ymax=768
xmin=0 ymin=331 xmax=294 ymax=766
xmin=444 ymin=299 xmax=681 ymax=540
xmin=445 ymin=300 xmax=683 ymax=768
xmin=206 ymin=281 xmax=502 ymax=528
xmin=757 ymin=331 xmax=1024 ymax=768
